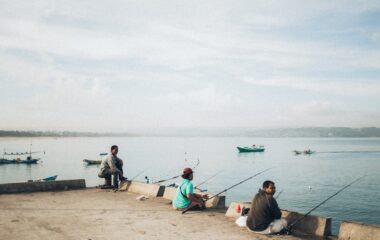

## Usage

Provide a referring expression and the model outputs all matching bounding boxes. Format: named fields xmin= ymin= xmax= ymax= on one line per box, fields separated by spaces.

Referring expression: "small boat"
xmin=293 ymin=150 xmax=302 ymax=155
xmin=0 ymin=150 xmax=42 ymax=164
xmin=303 ymin=150 xmax=315 ymax=155
xmin=29 ymin=175 xmax=58 ymax=182
xmin=42 ymin=175 xmax=58 ymax=181
xmin=83 ymin=152 xmax=108 ymax=165
xmin=237 ymin=146 xmax=265 ymax=152
xmin=83 ymin=159 xmax=102 ymax=165
xmin=293 ymin=150 xmax=315 ymax=155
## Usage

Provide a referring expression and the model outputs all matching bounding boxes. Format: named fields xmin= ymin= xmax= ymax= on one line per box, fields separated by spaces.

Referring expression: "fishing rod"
xmin=194 ymin=170 xmax=224 ymax=191
xmin=284 ymin=175 xmax=366 ymax=234
xmin=275 ymin=190 xmax=283 ymax=199
xmin=130 ymin=167 xmax=150 ymax=181
xmin=182 ymin=167 xmax=273 ymax=214
xmin=153 ymin=158 xmax=200 ymax=184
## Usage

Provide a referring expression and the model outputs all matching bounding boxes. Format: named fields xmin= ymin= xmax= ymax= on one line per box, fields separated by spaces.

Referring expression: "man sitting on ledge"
xmin=172 ymin=167 xmax=207 ymax=211
xmin=246 ymin=180 xmax=287 ymax=234
xmin=98 ymin=145 xmax=127 ymax=189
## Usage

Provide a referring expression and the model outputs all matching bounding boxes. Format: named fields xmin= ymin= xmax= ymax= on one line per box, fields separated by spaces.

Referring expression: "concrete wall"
xmin=119 ymin=181 xmax=165 ymax=197
xmin=163 ymin=186 xmax=225 ymax=209
xmin=0 ymin=179 xmax=86 ymax=194
xmin=338 ymin=221 xmax=380 ymax=240
xmin=225 ymin=202 xmax=332 ymax=237
xmin=163 ymin=186 xmax=177 ymax=200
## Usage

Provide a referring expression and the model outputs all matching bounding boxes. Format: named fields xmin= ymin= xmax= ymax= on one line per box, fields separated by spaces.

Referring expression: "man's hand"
xmin=201 ymin=194 xmax=208 ymax=200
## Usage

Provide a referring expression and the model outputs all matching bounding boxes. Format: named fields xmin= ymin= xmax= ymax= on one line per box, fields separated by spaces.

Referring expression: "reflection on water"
xmin=0 ymin=137 xmax=379 ymax=234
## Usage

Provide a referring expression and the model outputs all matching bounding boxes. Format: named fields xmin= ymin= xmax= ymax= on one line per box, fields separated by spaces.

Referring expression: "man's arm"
xmin=269 ymin=196 xmax=282 ymax=219
xmin=107 ymin=156 xmax=121 ymax=174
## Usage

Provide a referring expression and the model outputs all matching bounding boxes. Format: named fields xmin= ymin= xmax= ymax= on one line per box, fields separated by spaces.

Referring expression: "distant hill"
xmin=0 ymin=130 xmax=137 ymax=138
xmin=1 ymin=127 xmax=379 ymax=137
xmin=243 ymin=127 xmax=380 ymax=137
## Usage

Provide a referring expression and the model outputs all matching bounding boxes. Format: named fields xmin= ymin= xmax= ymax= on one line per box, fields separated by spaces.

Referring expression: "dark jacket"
xmin=246 ymin=189 xmax=282 ymax=231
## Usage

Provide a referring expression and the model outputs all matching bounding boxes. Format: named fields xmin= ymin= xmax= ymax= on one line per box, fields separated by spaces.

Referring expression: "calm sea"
xmin=0 ymin=137 xmax=379 ymax=234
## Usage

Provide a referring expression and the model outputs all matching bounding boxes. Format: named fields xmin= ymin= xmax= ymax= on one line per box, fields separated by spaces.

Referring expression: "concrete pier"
xmin=0 ymin=179 xmax=86 ymax=194
xmin=0 ymin=188 xmax=305 ymax=240
xmin=1 ymin=180 xmax=378 ymax=240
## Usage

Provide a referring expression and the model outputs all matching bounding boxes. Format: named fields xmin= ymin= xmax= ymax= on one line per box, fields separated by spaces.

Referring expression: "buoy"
xmin=235 ymin=203 xmax=241 ymax=213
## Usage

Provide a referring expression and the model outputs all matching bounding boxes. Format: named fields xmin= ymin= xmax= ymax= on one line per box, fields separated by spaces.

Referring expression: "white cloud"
xmin=0 ymin=0 xmax=379 ymax=131
xmin=244 ymin=77 xmax=380 ymax=97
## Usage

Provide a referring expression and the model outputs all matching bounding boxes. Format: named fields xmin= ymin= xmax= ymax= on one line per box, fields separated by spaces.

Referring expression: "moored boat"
xmin=293 ymin=149 xmax=316 ymax=155
xmin=42 ymin=175 xmax=58 ymax=181
xmin=83 ymin=159 xmax=102 ymax=165
xmin=303 ymin=149 xmax=315 ymax=154
xmin=83 ymin=152 xmax=108 ymax=165
xmin=29 ymin=175 xmax=58 ymax=182
xmin=237 ymin=146 xmax=265 ymax=152
xmin=0 ymin=146 xmax=44 ymax=165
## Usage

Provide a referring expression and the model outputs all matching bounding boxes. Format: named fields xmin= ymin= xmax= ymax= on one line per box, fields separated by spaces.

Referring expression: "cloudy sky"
xmin=0 ymin=1 xmax=379 ymax=132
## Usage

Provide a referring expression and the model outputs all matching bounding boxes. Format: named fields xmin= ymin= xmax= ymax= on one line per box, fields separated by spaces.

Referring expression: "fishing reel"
xmin=279 ymin=226 xmax=292 ymax=235
xmin=144 ymin=176 xmax=150 ymax=183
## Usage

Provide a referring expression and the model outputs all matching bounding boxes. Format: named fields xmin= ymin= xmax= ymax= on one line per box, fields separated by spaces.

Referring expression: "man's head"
xmin=262 ymin=180 xmax=276 ymax=196
xmin=111 ymin=145 xmax=118 ymax=156
xmin=181 ymin=167 xmax=193 ymax=180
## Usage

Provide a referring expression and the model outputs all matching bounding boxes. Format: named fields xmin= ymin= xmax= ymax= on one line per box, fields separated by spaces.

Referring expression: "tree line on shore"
xmin=1 ymin=127 xmax=380 ymax=137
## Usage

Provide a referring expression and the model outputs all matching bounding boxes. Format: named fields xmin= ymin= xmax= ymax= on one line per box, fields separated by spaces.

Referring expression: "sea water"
xmin=0 ymin=137 xmax=379 ymax=234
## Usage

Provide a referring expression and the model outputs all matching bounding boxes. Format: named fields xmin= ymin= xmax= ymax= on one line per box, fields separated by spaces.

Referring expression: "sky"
xmin=0 ymin=1 xmax=379 ymax=133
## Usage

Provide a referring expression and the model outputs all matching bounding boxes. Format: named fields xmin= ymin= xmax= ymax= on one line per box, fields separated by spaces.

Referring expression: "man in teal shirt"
xmin=173 ymin=168 xmax=207 ymax=210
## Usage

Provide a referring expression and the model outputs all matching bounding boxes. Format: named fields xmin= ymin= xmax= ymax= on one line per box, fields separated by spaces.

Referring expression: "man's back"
xmin=246 ymin=189 xmax=282 ymax=231
xmin=99 ymin=154 xmax=120 ymax=175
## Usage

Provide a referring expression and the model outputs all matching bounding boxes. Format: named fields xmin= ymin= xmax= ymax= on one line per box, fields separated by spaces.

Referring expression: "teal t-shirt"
xmin=172 ymin=179 xmax=194 ymax=209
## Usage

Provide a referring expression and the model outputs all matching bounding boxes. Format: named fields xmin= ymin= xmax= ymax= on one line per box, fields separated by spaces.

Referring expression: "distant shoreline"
xmin=1 ymin=127 xmax=380 ymax=138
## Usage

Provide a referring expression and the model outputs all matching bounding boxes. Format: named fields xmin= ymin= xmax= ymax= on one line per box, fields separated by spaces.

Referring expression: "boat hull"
xmin=0 ymin=158 xmax=40 ymax=164
xmin=83 ymin=159 xmax=102 ymax=165
xmin=237 ymin=147 xmax=265 ymax=152
xmin=42 ymin=175 xmax=58 ymax=181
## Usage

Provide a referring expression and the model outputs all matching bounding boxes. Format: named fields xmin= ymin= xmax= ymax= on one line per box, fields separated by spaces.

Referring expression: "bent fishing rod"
xmin=285 ymin=175 xmax=366 ymax=234
xmin=153 ymin=158 xmax=200 ymax=184
xmin=130 ymin=167 xmax=150 ymax=181
xmin=182 ymin=167 xmax=273 ymax=214
xmin=194 ymin=170 xmax=224 ymax=191
xmin=275 ymin=190 xmax=283 ymax=199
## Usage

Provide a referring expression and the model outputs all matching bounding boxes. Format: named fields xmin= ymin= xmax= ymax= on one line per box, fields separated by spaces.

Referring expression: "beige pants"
xmin=247 ymin=219 xmax=287 ymax=235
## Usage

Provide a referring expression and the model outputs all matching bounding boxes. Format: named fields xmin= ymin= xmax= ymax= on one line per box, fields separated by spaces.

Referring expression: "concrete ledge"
xmin=119 ymin=181 xmax=165 ymax=197
xmin=225 ymin=202 xmax=331 ymax=237
xmin=0 ymin=179 xmax=86 ymax=194
xmin=163 ymin=186 xmax=225 ymax=209
xmin=163 ymin=186 xmax=177 ymax=200
xmin=338 ymin=221 xmax=380 ymax=240
xmin=281 ymin=209 xmax=332 ymax=237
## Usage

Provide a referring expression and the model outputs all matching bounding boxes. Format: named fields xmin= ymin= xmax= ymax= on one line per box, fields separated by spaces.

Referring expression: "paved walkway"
xmin=0 ymin=188 xmax=308 ymax=240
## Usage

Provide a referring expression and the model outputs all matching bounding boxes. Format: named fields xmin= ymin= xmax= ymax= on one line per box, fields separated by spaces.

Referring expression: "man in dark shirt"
xmin=246 ymin=180 xmax=287 ymax=234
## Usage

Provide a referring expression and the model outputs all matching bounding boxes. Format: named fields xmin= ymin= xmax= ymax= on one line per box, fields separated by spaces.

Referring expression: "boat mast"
xmin=29 ymin=139 xmax=32 ymax=159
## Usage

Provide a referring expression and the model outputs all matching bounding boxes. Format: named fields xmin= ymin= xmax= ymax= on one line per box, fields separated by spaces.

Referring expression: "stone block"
xmin=163 ymin=186 xmax=177 ymax=200
xmin=225 ymin=202 xmax=332 ymax=237
xmin=0 ymin=179 xmax=86 ymax=194
xmin=338 ymin=221 xmax=380 ymax=240
xmin=119 ymin=181 xmax=164 ymax=197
